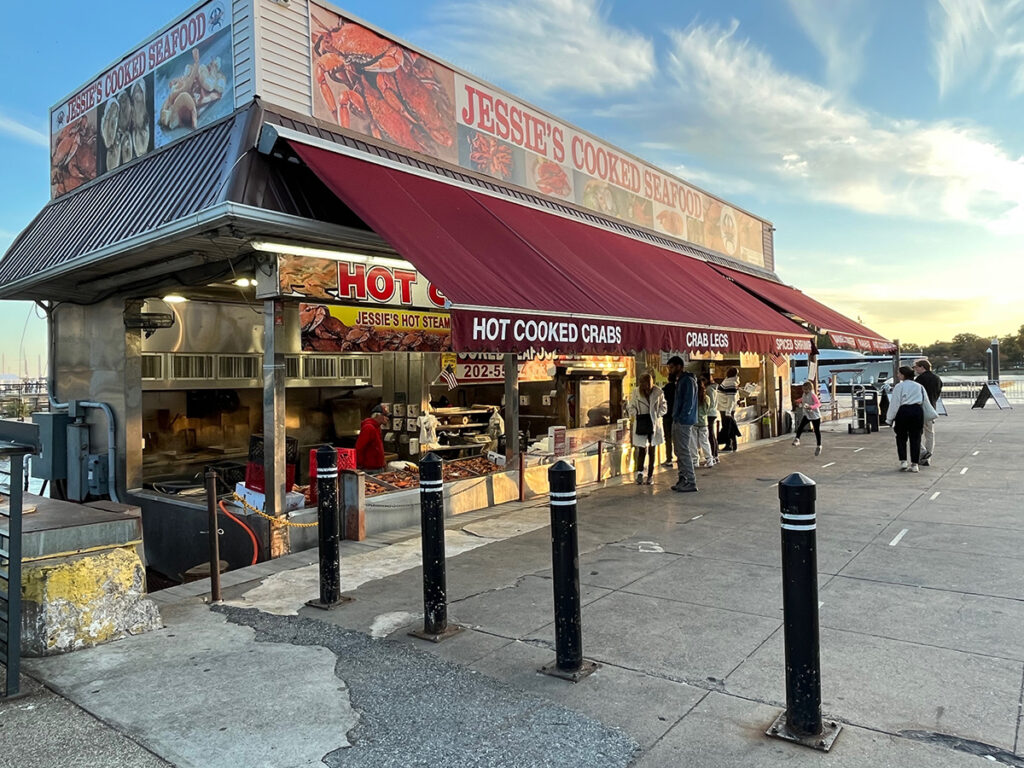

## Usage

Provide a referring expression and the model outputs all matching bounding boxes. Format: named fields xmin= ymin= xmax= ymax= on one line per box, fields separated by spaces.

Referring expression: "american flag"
xmin=768 ymin=352 xmax=787 ymax=368
xmin=439 ymin=364 xmax=458 ymax=390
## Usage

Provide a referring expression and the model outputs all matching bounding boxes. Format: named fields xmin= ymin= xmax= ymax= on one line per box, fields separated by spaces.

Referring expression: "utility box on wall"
xmin=66 ymin=421 xmax=91 ymax=501
xmin=31 ymin=412 xmax=71 ymax=481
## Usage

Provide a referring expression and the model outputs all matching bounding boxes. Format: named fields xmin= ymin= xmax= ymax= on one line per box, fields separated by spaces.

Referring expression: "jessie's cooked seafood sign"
xmin=308 ymin=2 xmax=767 ymax=269
xmin=49 ymin=0 xmax=232 ymax=198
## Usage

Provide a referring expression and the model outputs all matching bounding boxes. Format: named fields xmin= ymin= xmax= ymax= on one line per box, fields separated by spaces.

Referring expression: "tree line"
xmin=898 ymin=326 xmax=1024 ymax=370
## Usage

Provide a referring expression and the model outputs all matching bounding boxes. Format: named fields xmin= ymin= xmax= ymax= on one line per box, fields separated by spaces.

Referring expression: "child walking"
xmin=792 ymin=380 xmax=823 ymax=456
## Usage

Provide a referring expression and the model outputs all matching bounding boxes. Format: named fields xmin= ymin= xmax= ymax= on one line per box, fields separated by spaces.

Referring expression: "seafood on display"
xmin=51 ymin=116 xmax=98 ymax=195
xmin=101 ymin=79 xmax=151 ymax=171
xmin=158 ymin=48 xmax=227 ymax=132
xmin=311 ymin=12 xmax=454 ymax=156
xmin=375 ymin=471 xmax=420 ymax=490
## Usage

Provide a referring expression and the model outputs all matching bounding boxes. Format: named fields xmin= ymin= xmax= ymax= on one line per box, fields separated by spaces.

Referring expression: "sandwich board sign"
xmin=971 ymin=384 xmax=1012 ymax=410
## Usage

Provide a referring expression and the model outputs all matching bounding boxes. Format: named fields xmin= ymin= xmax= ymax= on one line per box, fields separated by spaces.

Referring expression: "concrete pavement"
xmin=9 ymin=402 xmax=1024 ymax=767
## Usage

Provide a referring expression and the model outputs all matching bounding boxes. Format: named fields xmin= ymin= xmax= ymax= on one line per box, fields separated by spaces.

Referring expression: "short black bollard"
xmin=204 ymin=471 xmax=222 ymax=603
xmin=306 ymin=445 xmax=351 ymax=610
xmin=767 ymin=472 xmax=841 ymax=750
xmin=409 ymin=453 xmax=463 ymax=642
xmin=540 ymin=460 xmax=597 ymax=682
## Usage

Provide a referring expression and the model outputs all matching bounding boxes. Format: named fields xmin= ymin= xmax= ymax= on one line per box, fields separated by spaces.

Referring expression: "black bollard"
xmin=306 ymin=446 xmax=351 ymax=610
xmin=540 ymin=460 xmax=597 ymax=682
xmin=409 ymin=453 xmax=463 ymax=642
xmin=205 ymin=471 xmax=222 ymax=603
xmin=766 ymin=472 xmax=841 ymax=750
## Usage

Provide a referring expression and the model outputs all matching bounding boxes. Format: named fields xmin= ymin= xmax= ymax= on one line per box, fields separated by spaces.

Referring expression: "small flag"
xmin=768 ymin=352 xmax=786 ymax=368
xmin=440 ymin=364 xmax=458 ymax=390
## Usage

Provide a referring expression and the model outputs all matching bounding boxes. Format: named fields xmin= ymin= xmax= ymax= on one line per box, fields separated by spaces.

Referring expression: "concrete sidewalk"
xmin=9 ymin=403 xmax=1024 ymax=767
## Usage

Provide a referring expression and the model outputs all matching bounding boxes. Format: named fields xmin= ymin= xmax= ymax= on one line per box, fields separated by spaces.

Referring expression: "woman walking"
xmin=886 ymin=366 xmax=928 ymax=472
xmin=792 ymin=380 xmax=823 ymax=456
xmin=692 ymin=376 xmax=718 ymax=467
xmin=628 ymin=372 xmax=667 ymax=485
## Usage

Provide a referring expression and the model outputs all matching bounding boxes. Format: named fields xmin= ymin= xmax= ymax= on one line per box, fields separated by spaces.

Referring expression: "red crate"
xmin=308 ymin=448 xmax=356 ymax=505
xmin=244 ymin=462 xmax=297 ymax=494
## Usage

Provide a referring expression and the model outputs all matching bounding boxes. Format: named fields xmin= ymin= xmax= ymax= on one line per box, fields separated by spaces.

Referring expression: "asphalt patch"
xmin=216 ymin=605 xmax=638 ymax=768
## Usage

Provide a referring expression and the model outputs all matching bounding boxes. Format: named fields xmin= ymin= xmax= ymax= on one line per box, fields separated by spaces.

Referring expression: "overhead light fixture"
xmin=250 ymin=240 xmax=415 ymax=269
xmin=233 ymin=277 xmax=256 ymax=288
xmin=162 ymin=294 xmax=188 ymax=304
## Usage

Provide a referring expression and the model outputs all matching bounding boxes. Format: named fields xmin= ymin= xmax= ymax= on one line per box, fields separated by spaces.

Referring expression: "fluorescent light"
xmin=250 ymin=241 xmax=367 ymax=262
xmin=233 ymin=278 xmax=253 ymax=287
xmin=162 ymin=294 xmax=188 ymax=304
xmin=250 ymin=240 xmax=415 ymax=269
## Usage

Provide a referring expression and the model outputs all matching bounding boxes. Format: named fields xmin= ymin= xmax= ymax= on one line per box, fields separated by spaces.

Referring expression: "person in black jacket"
xmin=913 ymin=359 xmax=942 ymax=466
xmin=662 ymin=370 xmax=676 ymax=467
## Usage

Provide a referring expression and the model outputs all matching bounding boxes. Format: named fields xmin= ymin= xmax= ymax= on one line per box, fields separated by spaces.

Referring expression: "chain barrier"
xmin=230 ymin=492 xmax=319 ymax=528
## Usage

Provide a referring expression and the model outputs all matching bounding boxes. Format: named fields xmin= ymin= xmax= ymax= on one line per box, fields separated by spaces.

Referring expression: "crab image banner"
xmin=300 ymin=303 xmax=451 ymax=352
xmin=308 ymin=3 xmax=767 ymax=269
xmin=277 ymin=253 xmax=447 ymax=309
xmin=49 ymin=0 xmax=231 ymax=198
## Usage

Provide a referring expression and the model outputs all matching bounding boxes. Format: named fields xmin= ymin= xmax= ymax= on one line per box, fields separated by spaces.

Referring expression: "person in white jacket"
xmin=885 ymin=365 xmax=927 ymax=472
xmin=627 ymin=373 xmax=668 ymax=485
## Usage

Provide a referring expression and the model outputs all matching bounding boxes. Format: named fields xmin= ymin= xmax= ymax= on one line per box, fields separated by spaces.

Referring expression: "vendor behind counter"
xmin=355 ymin=404 xmax=390 ymax=471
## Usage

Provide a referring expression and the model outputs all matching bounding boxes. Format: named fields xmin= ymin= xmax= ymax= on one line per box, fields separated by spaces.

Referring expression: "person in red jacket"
xmin=355 ymin=404 xmax=389 ymax=471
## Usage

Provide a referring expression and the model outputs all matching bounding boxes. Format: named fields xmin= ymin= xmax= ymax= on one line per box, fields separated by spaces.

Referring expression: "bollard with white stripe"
xmin=767 ymin=472 xmax=841 ymax=750
xmin=540 ymin=460 xmax=597 ymax=681
xmin=306 ymin=445 xmax=350 ymax=610
xmin=410 ymin=453 xmax=462 ymax=642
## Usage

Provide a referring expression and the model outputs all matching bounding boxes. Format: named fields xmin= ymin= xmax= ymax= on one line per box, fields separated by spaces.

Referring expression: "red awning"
xmin=289 ymin=141 xmax=813 ymax=356
xmin=711 ymin=265 xmax=895 ymax=353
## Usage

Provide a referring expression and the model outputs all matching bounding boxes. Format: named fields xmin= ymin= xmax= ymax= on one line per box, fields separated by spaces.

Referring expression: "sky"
xmin=1 ymin=0 xmax=1022 ymax=376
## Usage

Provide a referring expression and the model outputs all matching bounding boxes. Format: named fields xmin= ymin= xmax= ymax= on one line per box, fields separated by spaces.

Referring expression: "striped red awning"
xmin=290 ymin=140 xmax=814 ymax=356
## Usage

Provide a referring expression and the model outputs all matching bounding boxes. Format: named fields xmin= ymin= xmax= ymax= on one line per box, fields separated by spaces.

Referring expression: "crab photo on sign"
xmin=310 ymin=3 xmax=458 ymax=163
xmin=50 ymin=111 xmax=98 ymax=197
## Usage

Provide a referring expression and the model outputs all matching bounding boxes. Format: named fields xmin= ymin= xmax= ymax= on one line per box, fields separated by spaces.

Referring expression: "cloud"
xmin=0 ymin=112 xmax=47 ymax=148
xmin=932 ymin=0 xmax=1024 ymax=97
xmin=657 ymin=20 xmax=1024 ymax=233
xmin=424 ymin=0 xmax=655 ymax=97
xmin=786 ymin=0 xmax=874 ymax=92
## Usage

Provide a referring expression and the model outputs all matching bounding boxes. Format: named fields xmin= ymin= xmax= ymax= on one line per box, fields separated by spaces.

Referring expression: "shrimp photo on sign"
xmin=153 ymin=25 xmax=234 ymax=149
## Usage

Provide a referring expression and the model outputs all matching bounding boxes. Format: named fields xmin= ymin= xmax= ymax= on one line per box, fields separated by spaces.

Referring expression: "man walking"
xmin=913 ymin=359 xmax=942 ymax=466
xmin=667 ymin=356 xmax=698 ymax=492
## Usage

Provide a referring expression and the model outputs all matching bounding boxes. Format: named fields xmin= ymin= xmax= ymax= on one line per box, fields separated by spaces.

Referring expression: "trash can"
xmin=862 ymin=389 xmax=880 ymax=432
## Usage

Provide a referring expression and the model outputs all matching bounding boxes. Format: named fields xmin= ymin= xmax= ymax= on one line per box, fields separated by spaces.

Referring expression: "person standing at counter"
xmin=356 ymin=404 xmax=390 ymax=472
xmin=715 ymin=368 xmax=740 ymax=452
xmin=628 ymin=372 xmax=667 ymax=485
xmin=661 ymin=369 xmax=677 ymax=467
xmin=667 ymin=356 xmax=699 ymax=493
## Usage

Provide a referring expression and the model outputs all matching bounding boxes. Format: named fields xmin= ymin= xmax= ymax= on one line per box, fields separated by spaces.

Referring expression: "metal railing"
xmin=0 ymin=444 xmax=33 ymax=697
xmin=939 ymin=379 xmax=1023 ymax=402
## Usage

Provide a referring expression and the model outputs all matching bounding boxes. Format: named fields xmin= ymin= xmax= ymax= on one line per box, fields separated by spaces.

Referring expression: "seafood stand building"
xmin=0 ymin=0 xmax=893 ymax=584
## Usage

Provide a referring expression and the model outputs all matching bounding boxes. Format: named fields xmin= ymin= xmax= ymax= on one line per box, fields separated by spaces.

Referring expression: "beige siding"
xmin=256 ymin=0 xmax=312 ymax=115
xmin=233 ymin=0 xmax=256 ymax=108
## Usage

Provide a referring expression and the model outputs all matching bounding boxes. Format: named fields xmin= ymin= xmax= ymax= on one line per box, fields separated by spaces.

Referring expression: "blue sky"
xmin=1 ymin=0 xmax=1022 ymax=376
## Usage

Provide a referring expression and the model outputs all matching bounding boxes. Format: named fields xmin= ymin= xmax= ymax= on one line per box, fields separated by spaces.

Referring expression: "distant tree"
xmin=951 ymin=333 xmax=988 ymax=367
xmin=1000 ymin=333 xmax=1023 ymax=367
xmin=900 ymin=341 xmax=921 ymax=353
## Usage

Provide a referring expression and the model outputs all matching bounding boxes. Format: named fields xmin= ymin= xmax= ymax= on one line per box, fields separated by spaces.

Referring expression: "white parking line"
xmin=972 ymin=451 xmax=979 ymax=456
xmin=822 ymin=462 xmax=836 ymax=468
xmin=690 ymin=514 xmax=703 ymax=520
xmin=889 ymin=529 xmax=909 ymax=546
xmin=960 ymin=467 xmax=969 ymax=475
xmin=930 ymin=491 xmax=941 ymax=500
xmin=854 ymin=448 xmax=866 ymax=453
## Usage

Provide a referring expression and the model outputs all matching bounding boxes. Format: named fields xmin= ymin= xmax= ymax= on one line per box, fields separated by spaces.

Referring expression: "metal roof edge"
xmin=0 ymin=203 xmax=234 ymax=301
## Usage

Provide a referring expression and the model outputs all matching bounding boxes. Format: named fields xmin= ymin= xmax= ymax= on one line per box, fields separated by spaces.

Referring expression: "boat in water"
xmin=790 ymin=349 xmax=893 ymax=389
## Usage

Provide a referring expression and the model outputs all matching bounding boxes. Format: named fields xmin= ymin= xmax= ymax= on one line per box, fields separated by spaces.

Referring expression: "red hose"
xmin=219 ymin=500 xmax=260 ymax=566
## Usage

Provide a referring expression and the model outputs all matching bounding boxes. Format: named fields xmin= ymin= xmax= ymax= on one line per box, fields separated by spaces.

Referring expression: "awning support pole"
xmin=263 ymin=299 xmax=288 ymax=557
xmin=504 ymin=354 xmax=519 ymax=463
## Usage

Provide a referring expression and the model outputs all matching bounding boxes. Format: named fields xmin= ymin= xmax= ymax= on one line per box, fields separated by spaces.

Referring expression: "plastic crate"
xmin=308 ymin=447 xmax=357 ymax=505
